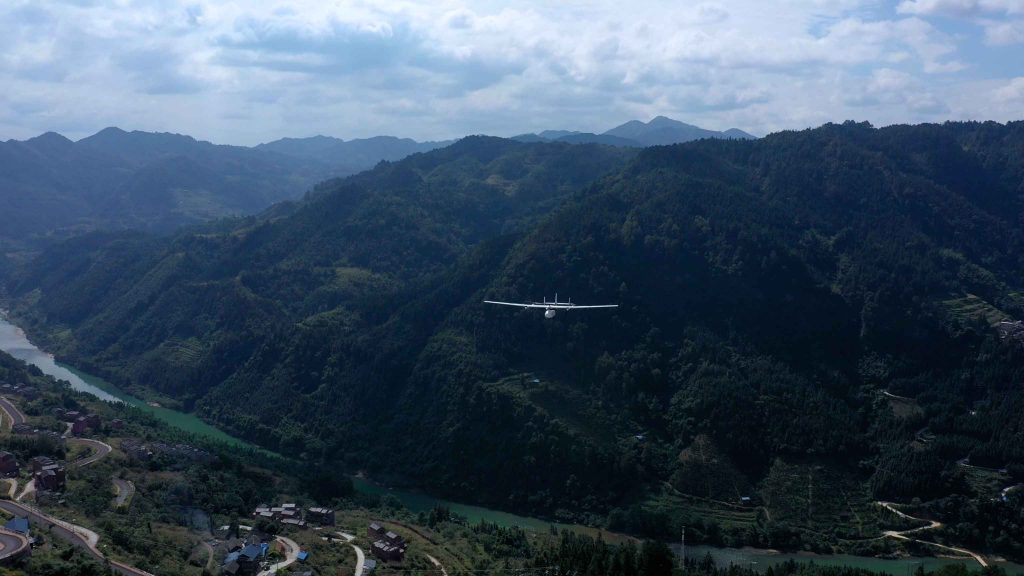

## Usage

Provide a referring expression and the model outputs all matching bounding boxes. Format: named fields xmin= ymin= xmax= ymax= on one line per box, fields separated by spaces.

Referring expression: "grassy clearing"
xmin=942 ymin=294 xmax=1009 ymax=326
xmin=883 ymin=393 xmax=923 ymax=419
xmin=482 ymin=374 xmax=621 ymax=447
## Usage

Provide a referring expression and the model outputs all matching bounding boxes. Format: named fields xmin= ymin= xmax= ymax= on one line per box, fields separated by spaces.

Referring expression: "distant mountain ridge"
xmin=256 ymin=134 xmax=454 ymax=172
xmin=0 ymin=128 xmax=327 ymax=247
xmin=0 ymin=128 xmax=453 ymax=251
xmin=0 ymin=117 xmax=752 ymax=253
xmin=514 ymin=116 xmax=756 ymax=147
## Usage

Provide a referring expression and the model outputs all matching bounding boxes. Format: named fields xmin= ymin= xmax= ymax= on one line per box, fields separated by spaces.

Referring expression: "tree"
xmin=638 ymin=540 xmax=674 ymax=576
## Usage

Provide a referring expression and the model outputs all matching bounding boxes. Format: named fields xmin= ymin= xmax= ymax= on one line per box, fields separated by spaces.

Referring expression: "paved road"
xmin=877 ymin=501 xmax=988 ymax=567
xmin=0 ymin=499 xmax=154 ymax=575
xmin=350 ymin=542 xmax=366 ymax=576
xmin=68 ymin=437 xmax=113 ymax=468
xmin=112 ymin=478 xmax=135 ymax=508
xmin=258 ymin=535 xmax=300 ymax=575
xmin=0 ymin=396 xmax=26 ymax=429
xmin=0 ymin=527 xmax=30 ymax=563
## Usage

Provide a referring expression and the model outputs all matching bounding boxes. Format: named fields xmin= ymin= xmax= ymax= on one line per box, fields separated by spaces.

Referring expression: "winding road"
xmin=330 ymin=532 xmax=366 ymax=576
xmin=877 ymin=501 xmax=988 ymax=567
xmin=0 ymin=396 xmax=150 ymax=574
xmin=0 ymin=499 xmax=154 ymax=575
xmin=0 ymin=396 xmax=26 ymax=430
xmin=257 ymin=535 xmax=300 ymax=575
xmin=112 ymin=478 xmax=135 ymax=508
xmin=67 ymin=437 xmax=113 ymax=468
xmin=0 ymin=526 xmax=31 ymax=564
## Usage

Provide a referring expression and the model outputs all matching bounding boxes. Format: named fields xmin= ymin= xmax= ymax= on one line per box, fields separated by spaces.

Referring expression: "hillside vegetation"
xmin=5 ymin=121 xmax=1024 ymax=558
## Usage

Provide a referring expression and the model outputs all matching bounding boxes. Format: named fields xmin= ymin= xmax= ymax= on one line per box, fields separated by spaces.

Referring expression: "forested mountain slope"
xmin=0 ymin=128 xmax=452 ymax=254
xmin=0 ymin=128 xmax=327 ymax=245
xmin=5 ymin=122 xmax=1024 ymax=556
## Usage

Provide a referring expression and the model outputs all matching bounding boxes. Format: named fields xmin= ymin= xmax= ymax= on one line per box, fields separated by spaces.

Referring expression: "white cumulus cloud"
xmin=0 ymin=0 xmax=1018 ymax=144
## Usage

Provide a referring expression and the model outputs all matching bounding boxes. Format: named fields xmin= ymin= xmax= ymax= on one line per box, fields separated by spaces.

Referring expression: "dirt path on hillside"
xmin=877 ymin=501 xmax=988 ymax=567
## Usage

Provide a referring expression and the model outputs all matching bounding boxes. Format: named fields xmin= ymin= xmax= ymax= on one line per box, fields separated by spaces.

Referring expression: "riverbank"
xmin=0 ymin=314 xmax=268 ymax=453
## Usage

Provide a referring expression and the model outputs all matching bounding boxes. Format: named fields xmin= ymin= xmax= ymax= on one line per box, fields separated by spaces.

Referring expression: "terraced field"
xmin=644 ymin=486 xmax=759 ymax=530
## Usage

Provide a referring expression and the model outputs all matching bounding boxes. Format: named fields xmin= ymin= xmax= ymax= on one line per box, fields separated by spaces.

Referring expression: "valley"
xmin=3 ymin=121 xmax=1024 ymax=575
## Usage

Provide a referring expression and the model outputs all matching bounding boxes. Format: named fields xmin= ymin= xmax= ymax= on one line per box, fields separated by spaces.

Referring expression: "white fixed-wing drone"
xmin=484 ymin=294 xmax=618 ymax=318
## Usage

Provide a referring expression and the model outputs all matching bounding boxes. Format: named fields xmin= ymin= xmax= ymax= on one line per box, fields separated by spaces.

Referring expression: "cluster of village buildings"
xmin=54 ymin=408 xmax=109 ymax=436
xmin=0 ymin=381 xmax=39 ymax=400
xmin=220 ymin=534 xmax=270 ymax=576
xmin=0 ymin=451 xmax=66 ymax=492
xmin=29 ymin=456 xmax=66 ymax=491
xmin=3 ymin=380 xmax=413 ymax=574
xmin=367 ymin=522 xmax=407 ymax=562
xmin=251 ymin=503 xmax=335 ymax=530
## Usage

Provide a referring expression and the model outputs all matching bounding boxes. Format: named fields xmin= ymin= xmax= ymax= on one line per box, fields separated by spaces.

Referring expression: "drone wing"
xmin=484 ymin=300 xmax=548 ymax=308
xmin=565 ymin=304 xmax=618 ymax=309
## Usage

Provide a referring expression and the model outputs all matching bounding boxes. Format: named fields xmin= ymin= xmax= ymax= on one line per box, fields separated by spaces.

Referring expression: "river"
xmin=0 ymin=314 xmax=255 ymax=449
xmin=2 ymin=315 xmax=1022 ymax=574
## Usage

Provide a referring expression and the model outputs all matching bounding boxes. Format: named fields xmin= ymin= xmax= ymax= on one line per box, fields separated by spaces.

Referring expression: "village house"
xmin=0 ymin=451 xmax=19 ymax=477
xmin=30 ymin=456 xmax=66 ymax=492
xmin=222 ymin=540 xmax=264 ymax=576
xmin=367 ymin=523 xmax=407 ymax=562
xmin=251 ymin=503 xmax=308 ymax=529
xmin=11 ymin=424 xmax=64 ymax=445
xmin=3 ymin=517 xmax=30 ymax=538
xmin=71 ymin=417 xmax=88 ymax=436
xmin=1 ymin=382 xmax=38 ymax=399
xmin=306 ymin=507 xmax=335 ymax=526
xmin=71 ymin=414 xmax=102 ymax=436
xmin=59 ymin=410 xmax=81 ymax=422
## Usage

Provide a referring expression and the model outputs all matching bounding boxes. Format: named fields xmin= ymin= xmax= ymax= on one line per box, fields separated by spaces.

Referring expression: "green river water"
xmin=2 ymin=315 xmax=1021 ymax=575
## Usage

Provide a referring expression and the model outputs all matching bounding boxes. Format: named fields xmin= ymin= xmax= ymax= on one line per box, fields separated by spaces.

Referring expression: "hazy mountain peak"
xmin=723 ymin=128 xmax=757 ymax=139
xmin=604 ymin=116 xmax=755 ymax=145
xmin=647 ymin=115 xmax=694 ymax=128
xmin=26 ymin=131 xmax=74 ymax=148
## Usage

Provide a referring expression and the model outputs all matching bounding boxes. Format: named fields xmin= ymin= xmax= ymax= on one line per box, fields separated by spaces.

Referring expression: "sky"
xmin=0 ymin=0 xmax=1022 ymax=145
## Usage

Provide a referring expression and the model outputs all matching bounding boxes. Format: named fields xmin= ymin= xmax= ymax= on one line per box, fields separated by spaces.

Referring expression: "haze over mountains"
xmin=0 ymin=116 xmax=749 ymax=253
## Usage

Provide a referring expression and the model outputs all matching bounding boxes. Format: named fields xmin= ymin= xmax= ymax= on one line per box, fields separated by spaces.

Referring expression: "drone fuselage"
xmin=545 ymin=309 xmax=557 ymax=319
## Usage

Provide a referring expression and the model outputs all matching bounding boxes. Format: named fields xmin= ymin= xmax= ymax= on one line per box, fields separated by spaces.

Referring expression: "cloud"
xmin=897 ymin=0 xmax=1024 ymax=16
xmin=982 ymin=18 xmax=1024 ymax=43
xmin=844 ymin=68 xmax=949 ymax=114
xmin=0 ymin=0 xmax=1018 ymax=144
xmin=993 ymin=77 xmax=1024 ymax=102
